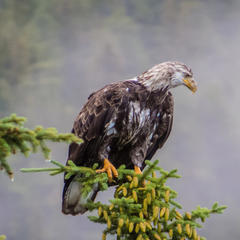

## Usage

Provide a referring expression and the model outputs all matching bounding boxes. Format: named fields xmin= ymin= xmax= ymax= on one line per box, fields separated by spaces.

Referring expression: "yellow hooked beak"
xmin=183 ymin=77 xmax=197 ymax=93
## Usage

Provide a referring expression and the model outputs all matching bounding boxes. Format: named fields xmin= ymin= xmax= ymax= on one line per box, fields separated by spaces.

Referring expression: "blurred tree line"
xmin=0 ymin=0 xmax=63 ymax=115
xmin=0 ymin=0 xmax=201 ymax=115
xmin=1 ymin=0 xmax=238 ymax=138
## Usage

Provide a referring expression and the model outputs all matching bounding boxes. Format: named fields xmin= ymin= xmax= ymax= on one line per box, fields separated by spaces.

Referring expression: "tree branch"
xmin=0 ymin=114 xmax=82 ymax=180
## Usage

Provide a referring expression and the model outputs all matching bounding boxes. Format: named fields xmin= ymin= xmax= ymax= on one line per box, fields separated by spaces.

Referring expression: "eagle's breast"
xmin=119 ymin=101 xmax=151 ymax=145
xmin=103 ymin=81 xmax=169 ymax=150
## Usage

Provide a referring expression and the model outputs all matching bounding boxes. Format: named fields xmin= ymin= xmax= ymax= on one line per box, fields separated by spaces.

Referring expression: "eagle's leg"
xmin=134 ymin=165 xmax=142 ymax=174
xmin=96 ymin=158 xmax=118 ymax=182
xmin=131 ymin=141 xmax=148 ymax=174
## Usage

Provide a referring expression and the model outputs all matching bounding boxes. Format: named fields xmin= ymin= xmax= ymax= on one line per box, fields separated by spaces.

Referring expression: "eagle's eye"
xmin=184 ymin=73 xmax=192 ymax=78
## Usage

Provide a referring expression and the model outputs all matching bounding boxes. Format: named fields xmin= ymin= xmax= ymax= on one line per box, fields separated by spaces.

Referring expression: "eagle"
xmin=62 ymin=61 xmax=197 ymax=215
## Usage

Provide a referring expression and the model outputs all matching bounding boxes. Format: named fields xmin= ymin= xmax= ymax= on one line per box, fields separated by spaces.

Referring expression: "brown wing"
xmin=72 ymin=80 xmax=148 ymax=142
xmin=67 ymin=81 xmax=146 ymax=167
xmin=145 ymin=92 xmax=174 ymax=160
xmin=67 ymin=85 xmax=118 ymax=167
xmin=62 ymin=81 xmax=139 ymax=215
xmin=73 ymin=89 xmax=115 ymax=142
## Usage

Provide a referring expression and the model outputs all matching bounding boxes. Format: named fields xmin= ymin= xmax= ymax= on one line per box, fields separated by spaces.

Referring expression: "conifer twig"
xmin=0 ymin=114 xmax=82 ymax=180
xmin=0 ymin=235 xmax=6 ymax=240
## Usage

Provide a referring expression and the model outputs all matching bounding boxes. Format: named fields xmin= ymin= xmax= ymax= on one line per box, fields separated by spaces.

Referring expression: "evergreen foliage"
xmin=0 ymin=114 xmax=82 ymax=180
xmin=21 ymin=160 xmax=226 ymax=240
xmin=0 ymin=235 xmax=6 ymax=240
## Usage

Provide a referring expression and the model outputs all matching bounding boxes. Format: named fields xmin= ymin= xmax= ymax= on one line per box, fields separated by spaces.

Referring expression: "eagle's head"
xmin=137 ymin=61 xmax=197 ymax=93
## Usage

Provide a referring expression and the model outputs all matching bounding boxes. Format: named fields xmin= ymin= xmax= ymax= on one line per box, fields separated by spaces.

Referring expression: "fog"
xmin=1 ymin=1 xmax=240 ymax=239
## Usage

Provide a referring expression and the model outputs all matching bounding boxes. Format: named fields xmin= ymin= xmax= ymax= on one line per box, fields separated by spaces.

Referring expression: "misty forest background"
xmin=1 ymin=0 xmax=240 ymax=239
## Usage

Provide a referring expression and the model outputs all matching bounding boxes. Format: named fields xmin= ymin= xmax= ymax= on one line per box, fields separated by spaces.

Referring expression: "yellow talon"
xmin=134 ymin=165 xmax=142 ymax=174
xmin=96 ymin=158 xmax=118 ymax=182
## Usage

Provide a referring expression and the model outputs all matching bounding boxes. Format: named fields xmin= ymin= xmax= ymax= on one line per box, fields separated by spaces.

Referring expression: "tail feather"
xmin=62 ymin=175 xmax=98 ymax=215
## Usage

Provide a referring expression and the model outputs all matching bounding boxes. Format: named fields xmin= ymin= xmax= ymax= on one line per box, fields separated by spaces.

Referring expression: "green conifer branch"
xmin=20 ymin=159 xmax=227 ymax=240
xmin=0 ymin=235 xmax=6 ymax=240
xmin=0 ymin=114 xmax=82 ymax=179
xmin=85 ymin=160 xmax=227 ymax=240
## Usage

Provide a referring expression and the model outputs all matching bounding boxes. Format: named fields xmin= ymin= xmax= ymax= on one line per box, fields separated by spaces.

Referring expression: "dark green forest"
xmin=1 ymin=0 xmax=240 ymax=239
